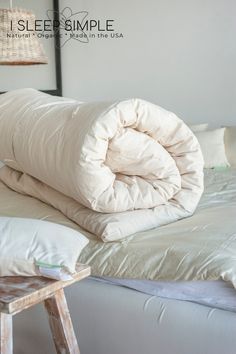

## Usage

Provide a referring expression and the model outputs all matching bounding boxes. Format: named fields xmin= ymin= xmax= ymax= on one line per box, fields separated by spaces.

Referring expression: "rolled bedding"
xmin=0 ymin=89 xmax=204 ymax=241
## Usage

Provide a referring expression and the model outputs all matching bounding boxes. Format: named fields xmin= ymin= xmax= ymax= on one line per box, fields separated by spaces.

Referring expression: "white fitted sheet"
xmin=93 ymin=277 xmax=236 ymax=312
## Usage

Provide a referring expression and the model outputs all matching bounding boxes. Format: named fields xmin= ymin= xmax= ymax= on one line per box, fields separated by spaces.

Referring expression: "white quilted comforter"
xmin=0 ymin=89 xmax=204 ymax=241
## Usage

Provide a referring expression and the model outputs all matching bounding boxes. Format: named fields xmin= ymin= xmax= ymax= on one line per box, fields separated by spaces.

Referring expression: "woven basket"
xmin=0 ymin=8 xmax=48 ymax=65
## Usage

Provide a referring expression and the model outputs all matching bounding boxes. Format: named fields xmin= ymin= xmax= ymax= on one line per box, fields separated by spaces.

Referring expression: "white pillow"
xmin=190 ymin=123 xmax=209 ymax=132
xmin=0 ymin=217 xmax=89 ymax=280
xmin=194 ymin=128 xmax=229 ymax=168
xmin=224 ymin=126 xmax=236 ymax=167
xmin=0 ymin=161 xmax=4 ymax=168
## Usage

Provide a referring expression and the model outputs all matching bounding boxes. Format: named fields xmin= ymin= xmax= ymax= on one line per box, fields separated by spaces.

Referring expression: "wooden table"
xmin=0 ymin=264 xmax=91 ymax=354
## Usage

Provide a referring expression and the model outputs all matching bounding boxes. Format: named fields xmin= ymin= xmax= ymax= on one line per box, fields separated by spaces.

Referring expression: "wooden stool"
xmin=0 ymin=264 xmax=90 ymax=354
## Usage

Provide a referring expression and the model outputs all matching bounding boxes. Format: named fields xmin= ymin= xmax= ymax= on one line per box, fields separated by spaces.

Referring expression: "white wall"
xmin=60 ymin=0 xmax=236 ymax=127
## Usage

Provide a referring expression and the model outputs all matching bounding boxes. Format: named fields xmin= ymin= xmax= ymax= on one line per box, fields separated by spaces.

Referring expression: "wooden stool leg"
xmin=44 ymin=289 xmax=80 ymax=354
xmin=0 ymin=313 xmax=12 ymax=354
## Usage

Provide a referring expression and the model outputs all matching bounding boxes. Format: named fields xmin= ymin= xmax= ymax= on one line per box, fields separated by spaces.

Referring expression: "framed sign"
xmin=0 ymin=0 xmax=62 ymax=95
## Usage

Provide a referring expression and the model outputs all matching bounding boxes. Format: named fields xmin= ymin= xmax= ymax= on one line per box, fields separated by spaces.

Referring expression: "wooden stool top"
xmin=0 ymin=263 xmax=90 ymax=315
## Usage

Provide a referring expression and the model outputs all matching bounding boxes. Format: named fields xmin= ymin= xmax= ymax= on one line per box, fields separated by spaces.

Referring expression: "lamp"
xmin=0 ymin=1 xmax=48 ymax=65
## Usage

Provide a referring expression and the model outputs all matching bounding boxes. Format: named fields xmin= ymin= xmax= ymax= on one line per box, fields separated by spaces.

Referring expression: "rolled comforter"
xmin=0 ymin=89 xmax=204 ymax=241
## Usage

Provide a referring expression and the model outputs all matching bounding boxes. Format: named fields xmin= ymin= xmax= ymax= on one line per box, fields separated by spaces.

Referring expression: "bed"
xmin=0 ymin=166 xmax=236 ymax=354
xmin=0 ymin=89 xmax=235 ymax=353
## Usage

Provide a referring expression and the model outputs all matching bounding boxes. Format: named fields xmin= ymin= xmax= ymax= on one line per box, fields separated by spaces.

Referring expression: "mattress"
xmin=13 ymin=278 xmax=236 ymax=354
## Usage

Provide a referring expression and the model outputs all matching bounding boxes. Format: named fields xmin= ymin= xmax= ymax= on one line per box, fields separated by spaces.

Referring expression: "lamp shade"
xmin=0 ymin=8 xmax=48 ymax=65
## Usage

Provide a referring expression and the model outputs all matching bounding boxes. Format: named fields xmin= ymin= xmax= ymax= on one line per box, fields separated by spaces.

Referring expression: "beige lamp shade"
xmin=0 ymin=8 xmax=48 ymax=65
